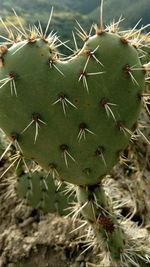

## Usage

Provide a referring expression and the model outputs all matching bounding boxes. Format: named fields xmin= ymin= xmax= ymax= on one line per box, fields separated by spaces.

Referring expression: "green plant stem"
xmin=76 ymin=183 xmax=125 ymax=262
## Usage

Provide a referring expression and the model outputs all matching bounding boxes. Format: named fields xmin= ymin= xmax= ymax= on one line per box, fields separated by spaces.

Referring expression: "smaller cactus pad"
xmin=15 ymin=171 xmax=72 ymax=215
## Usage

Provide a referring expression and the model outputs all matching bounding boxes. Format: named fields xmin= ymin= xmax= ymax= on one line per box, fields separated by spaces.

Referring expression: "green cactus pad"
xmin=0 ymin=32 xmax=145 ymax=185
xmin=16 ymin=171 xmax=71 ymax=215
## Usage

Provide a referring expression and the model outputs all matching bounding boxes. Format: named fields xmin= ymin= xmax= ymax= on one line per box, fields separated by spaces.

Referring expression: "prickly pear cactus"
xmin=0 ymin=24 xmax=146 ymax=186
xmin=0 ymin=4 xmax=150 ymax=267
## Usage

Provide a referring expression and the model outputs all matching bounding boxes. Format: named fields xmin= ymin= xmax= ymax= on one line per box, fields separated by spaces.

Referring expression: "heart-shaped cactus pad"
xmin=0 ymin=30 xmax=145 ymax=185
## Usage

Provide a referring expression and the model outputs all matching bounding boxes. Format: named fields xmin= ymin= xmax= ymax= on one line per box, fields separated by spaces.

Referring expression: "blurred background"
xmin=0 ymin=0 xmax=150 ymax=50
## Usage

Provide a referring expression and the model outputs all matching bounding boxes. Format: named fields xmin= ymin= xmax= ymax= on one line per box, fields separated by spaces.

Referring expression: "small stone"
xmin=7 ymin=263 xmax=15 ymax=267
xmin=60 ymin=254 xmax=67 ymax=261
xmin=70 ymin=264 xmax=79 ymax=267
xmin=76 ymin=254 xmax=85 ymax=262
